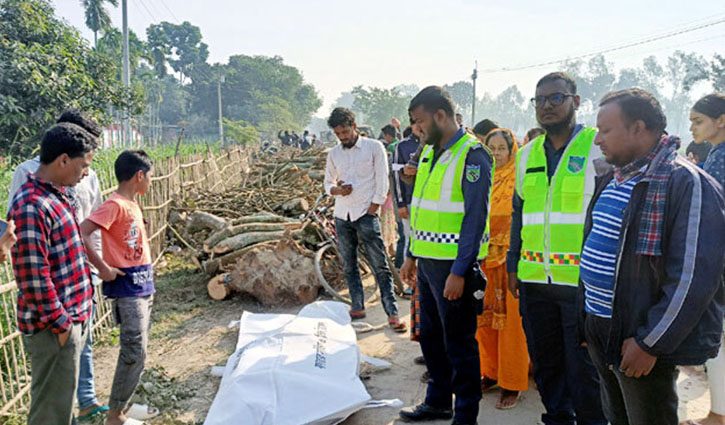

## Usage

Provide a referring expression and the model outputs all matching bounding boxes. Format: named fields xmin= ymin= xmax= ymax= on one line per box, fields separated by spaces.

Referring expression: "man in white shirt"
xmin=324 ymin=107 xmax=405 ymax=332
xmin=7 ymin=110 xmax=108 ymax=420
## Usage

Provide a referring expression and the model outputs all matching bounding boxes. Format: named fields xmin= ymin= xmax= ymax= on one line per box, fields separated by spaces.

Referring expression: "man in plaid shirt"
xmin=8 ymin=122 xmax=97 ymax=425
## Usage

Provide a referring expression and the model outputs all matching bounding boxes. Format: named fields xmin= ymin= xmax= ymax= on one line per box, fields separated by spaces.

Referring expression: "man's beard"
xmin=425 ymin=122 xmax=444 ymax=146
xmin=540 ymin=104 xmax=576 ymax=136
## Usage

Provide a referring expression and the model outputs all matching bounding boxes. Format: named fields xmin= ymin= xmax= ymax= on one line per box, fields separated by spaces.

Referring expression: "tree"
xmin=80 ymin=0 xmax=117 ymax=48
xmin=443 ymin=81 xmax=474 ymax=118
xmin=662 ymin=51 xmax=708 ymax=135
xmin=187 ymin=55 xmax=321 ymax=138
xmin=0 ymin=0 xmax=142 ymax=158
xmin=146 ymin=21 xmax=209 ymax=84
xmin=710 ymin=54 xmax=725 ymax=92
xmin=350 ymin=86 xmax=410 ymax=133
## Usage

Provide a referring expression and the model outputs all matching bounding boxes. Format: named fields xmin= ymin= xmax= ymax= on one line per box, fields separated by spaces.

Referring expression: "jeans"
xmin=77 ymin=275 xmax=101 ymax=410
xmin=585 ymin=314 xmax=679 ymax=425
xmin=109 ymin=295 xmax=153 ymax=411
xmin=24 ymin=321 xmax=88 ymax=425
xmin=394 ymin=217 xmax=410 ymax=269
xmin=519 ymin=284 xmax=606 ymax=425
xmin=417 ymin=258 xmax=481 ymax=423
xmin=335 ymin=214 xmax=398 ymax=316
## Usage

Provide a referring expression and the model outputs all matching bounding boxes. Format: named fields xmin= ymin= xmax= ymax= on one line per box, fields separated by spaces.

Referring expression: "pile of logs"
xmin=182 ymin=147 xmax=326 ymax=218
xmin=169 ymin=146 xmax=337 ymax=305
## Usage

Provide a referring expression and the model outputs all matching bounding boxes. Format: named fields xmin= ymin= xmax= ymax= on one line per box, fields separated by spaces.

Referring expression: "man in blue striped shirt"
xmin=580 ymin=88 xmax=725 ymax=425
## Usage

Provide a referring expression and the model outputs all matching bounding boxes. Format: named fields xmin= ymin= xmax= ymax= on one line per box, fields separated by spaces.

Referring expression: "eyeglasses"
xmin=530 ymin=93 xmax=575 ymax=108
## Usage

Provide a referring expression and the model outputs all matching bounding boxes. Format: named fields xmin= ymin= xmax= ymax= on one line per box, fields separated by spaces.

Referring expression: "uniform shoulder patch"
xmin=465 ymin=164 xmax=481 ymax=183
xmin=567 ymin=155 xmax=586 ymax=174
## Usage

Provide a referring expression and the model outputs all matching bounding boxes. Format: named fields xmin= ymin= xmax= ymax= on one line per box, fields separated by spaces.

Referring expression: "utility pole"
xmin=217 ymin=75 xmax=225 ymax=143
xmin=471 ymin=61 xmax=478 ymax=126
xmin=122 ymin=0 xmax=131 ymax=146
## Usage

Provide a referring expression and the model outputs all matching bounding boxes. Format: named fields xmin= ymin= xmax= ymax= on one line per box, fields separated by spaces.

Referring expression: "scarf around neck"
xmin=614 ymin=134 xmax=681 ymax=257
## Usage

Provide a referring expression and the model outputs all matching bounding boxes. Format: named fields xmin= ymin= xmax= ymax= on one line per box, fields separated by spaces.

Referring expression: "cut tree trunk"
xmin=207 ymin=273 xmax=231 ymax=300
xmin=186 ymin=211 xmax=227 ymax=233
xmin=203 ymin=222 xmax=302 ymax=252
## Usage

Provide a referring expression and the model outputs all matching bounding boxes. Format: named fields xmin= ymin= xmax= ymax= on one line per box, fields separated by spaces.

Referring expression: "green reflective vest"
xmin=514 ymin=126 xmax=598 ymax=286
xmin=410 ymin=132 xmax=492 ymax=260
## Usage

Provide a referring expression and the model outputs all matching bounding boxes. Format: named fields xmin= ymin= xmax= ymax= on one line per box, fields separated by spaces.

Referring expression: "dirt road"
xmin=88 ymin=258 xmax=713 ymax=424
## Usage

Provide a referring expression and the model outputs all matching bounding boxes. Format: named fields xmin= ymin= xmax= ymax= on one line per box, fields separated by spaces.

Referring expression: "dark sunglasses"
xmin=530 ymin=93 xmax=575 ymax=108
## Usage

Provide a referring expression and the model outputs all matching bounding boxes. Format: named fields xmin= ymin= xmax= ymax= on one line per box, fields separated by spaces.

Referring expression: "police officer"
xmin=507 ymin=72 xmax=607 ymax=425
xmin=399 ymin=86 xmax=493 ymax=425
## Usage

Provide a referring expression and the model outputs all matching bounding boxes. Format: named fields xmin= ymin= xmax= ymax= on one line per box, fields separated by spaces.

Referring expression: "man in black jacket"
xmin=579 ymin=88 xmax=725 ymax=425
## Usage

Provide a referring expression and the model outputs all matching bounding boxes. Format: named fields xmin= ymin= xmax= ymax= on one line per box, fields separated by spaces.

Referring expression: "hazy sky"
xmin=53 ymin=0 xmax=725 ymax=118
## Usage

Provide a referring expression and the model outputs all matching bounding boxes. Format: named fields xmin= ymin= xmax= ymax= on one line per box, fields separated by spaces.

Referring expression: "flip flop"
xmin=481 ymin=376 xmax=499 ymax=392
xmin=122 ymin=419 xmax=146 ymax=425
xmin=388 ymin=317 xmax=407 ymax=333
xmin=349 ymin=310 xmax=367 ymax=320
xmin=125 ymin=403 xmax=160 ymax=421
xmin=495 ymin=390 xmax=521 ymax=410
xmin=78 ymin=405 xmax=110 ymax=421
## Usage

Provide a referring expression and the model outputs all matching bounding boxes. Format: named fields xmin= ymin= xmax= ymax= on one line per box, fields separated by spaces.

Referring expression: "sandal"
xmin=495 ymin=389 xmax=521 ymax=410
xmin=388 ymin=317 xmax=407 ymax=333
xmin=481 ymin=376 xmax=499 ymax=392
xmin=349 ymin=310 xmax=366 ymax=320
xmin=78 ymin=405 xmax=109 ymax=421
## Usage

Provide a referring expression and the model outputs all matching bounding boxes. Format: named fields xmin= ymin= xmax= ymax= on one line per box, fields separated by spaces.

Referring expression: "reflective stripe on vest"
xmin=514 ymin=126 xmax=598 ymax=286
xmin=410 ymin=133 xmax=492 ymax=260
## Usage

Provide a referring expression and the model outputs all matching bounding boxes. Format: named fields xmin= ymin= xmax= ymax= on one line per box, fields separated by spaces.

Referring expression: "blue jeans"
xmin=417 ymin=258 xmax=481 ymax=423
xmin=335 ymin=214 xmax=398 ymax=316
xmin=519 ymin=283 xmax=606 ymax=425
xmin=77 ymin=276 xmax=101 ymax=410
xmin=394 ymin=219 xmax=406 ymax=269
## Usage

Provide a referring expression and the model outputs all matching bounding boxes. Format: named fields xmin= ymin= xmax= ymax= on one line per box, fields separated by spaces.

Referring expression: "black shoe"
xmin=451 ymin=421 xmax=478 ymax=425
xmin=413 ymin=355 xmax=426 ymax=365
xmin=399 ymin=403 xmax=453 ymax=422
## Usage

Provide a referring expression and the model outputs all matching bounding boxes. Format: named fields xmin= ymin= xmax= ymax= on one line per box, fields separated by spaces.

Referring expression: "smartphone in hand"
xmin=0 ymin=220 xmax=8 ymax=239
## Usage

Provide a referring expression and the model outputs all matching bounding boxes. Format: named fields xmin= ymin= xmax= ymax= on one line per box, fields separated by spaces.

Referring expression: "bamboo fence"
xmin=0 ymin=147 xmax=249 ymax=418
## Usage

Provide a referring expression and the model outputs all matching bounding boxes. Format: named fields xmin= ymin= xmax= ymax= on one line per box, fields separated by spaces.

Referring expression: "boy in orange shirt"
xmin=81 ymin=150 xmax=157 ymax=425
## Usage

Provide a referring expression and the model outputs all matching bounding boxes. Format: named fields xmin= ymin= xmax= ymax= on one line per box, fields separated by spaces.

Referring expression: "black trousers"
xmin=417 ymin=258 xmax=481 ymax=423
xmin=585 ymin=314 xmax=679 ymax=425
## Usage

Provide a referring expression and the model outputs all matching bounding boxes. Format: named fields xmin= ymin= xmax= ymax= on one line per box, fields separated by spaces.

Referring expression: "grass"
xmin=1 ymin=139 xmax=222 ymax=218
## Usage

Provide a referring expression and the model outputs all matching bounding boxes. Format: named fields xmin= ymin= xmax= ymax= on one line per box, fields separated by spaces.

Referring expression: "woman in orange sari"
xmin=476 ymin=128 xmax=529 ymax=410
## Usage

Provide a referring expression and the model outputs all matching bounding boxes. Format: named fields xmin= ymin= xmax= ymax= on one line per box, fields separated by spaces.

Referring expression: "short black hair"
xmin=472 ymin=119 xmax=499 ymax=138
xmin=40 ymin=122 xmax=98 ymax=164
xmin=537 ymin=72 xmax=577 ymax=95
xmin=485 ymin=129 xmax=515 ymax=154
xmin=686 ymin=141 xmax=712 ymax=163
xmin=599 ymin=88 xmax=667 ymax=134
xmin=381 ymin=124 xmax=396 ymax=138
xmin=114 ymin=150 xmax=152 ymax=183
xmin=526 ymin=127 xmax=546 ymax=141
xmin=57 ymin=109 xmax=102 ymax=138
xmin=692 ymin=94 xmax=725 ymax=120
xmin=327 ymin=107 xmax=356 ymax=128
xmin=403 ymin=126 xmax=413 ymax=138
xmin=408 ymin=86 xmax=456 ymax=118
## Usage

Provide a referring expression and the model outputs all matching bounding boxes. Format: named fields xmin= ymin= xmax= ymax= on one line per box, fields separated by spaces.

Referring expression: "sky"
xmin=53 ymin=0 xmax=725 ymax=118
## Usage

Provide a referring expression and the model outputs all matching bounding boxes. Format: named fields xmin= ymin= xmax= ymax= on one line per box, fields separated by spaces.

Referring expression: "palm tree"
xmin=81 ymin=0 xmax=119 ymax=49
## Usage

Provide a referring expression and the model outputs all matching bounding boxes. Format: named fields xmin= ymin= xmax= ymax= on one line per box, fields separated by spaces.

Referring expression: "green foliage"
xmin=188 ymin=55 xmax=321 ymax=138
xmin=350 ymin=86 xmax=410 ymax=134
xmin=710 ymin=54 xmax=725 ymax=92
xmin=80 ymin=0 xmax=117 ymax=47
xmin=0 ymin=0 xmax=142 ymax=158
xmin=223 ymin=118 xmax=258 ymax=145
xmin=146 ymin=21 xmax=209 ymax=84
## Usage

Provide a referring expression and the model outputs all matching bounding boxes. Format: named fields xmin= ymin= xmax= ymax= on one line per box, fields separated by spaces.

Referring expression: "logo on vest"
xmin=567 ymin=156 xmax=586 ymax=174
xmin=465 ymin=164 xmax=480 ymax=183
